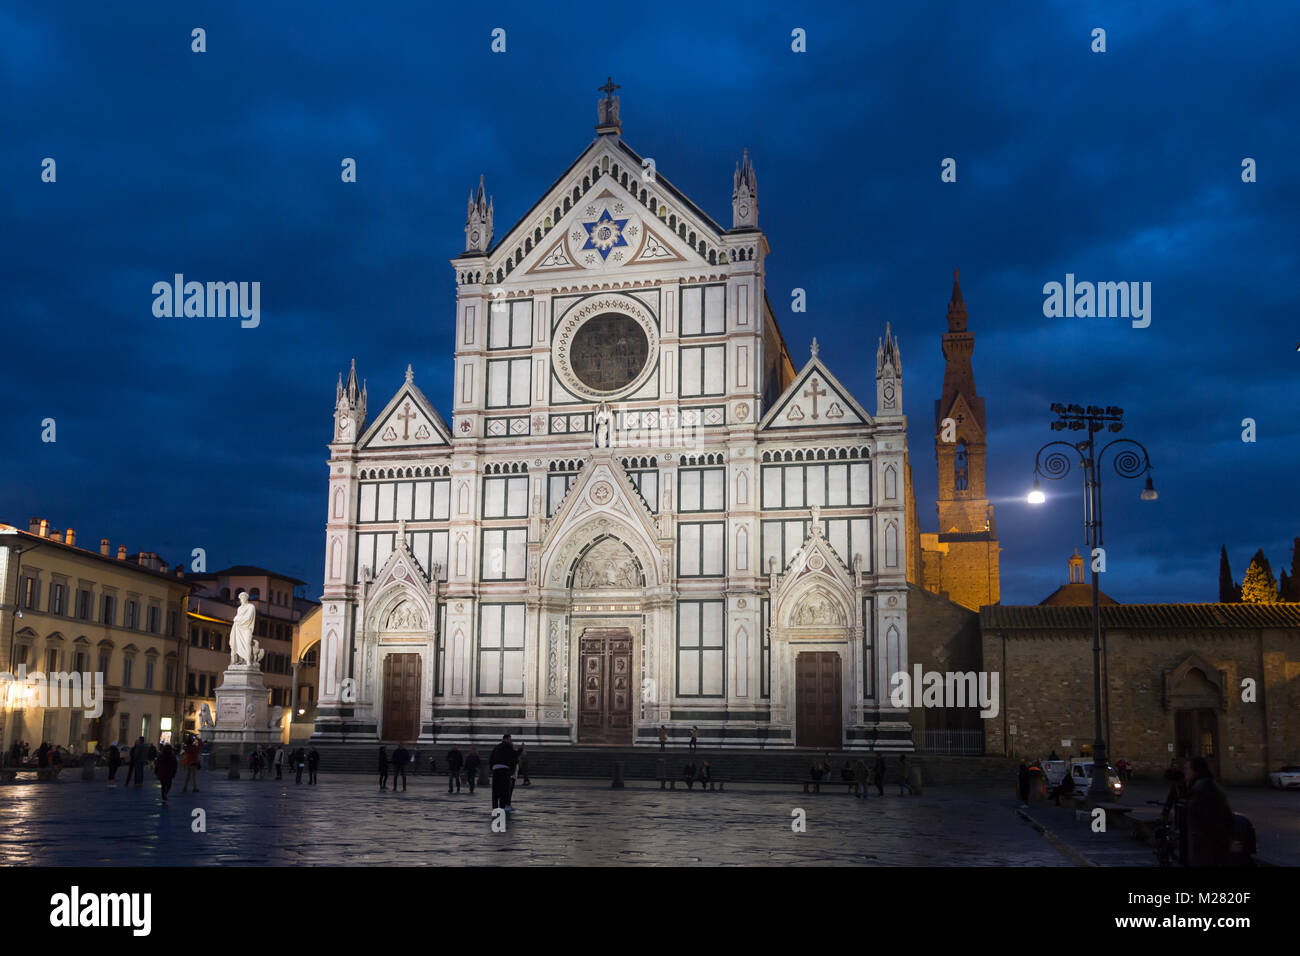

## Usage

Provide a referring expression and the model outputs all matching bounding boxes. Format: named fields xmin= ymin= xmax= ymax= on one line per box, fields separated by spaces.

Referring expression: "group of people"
xmin=247 ymin=744 xmax=317 ymax=782
xmin=680 ymin=760 xmax=712 ymax=788
xmin=377 ymin=739 xmax=532 ymax=807
xmin=656 ymin=725 xmax=700 ymax=751
xmin=4 ymin=740 xmax=76 ymax=769
xmin=812 ymin=752 xmax=907 ymax=796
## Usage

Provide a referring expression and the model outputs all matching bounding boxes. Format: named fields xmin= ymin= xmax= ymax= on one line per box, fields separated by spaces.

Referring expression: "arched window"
xmin=954 ymin=440 xmax=969 ymax=492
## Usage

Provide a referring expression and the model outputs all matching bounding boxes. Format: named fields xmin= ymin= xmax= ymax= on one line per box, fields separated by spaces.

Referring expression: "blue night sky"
xmin=2 ymin=2 xmax=1297 ymax=603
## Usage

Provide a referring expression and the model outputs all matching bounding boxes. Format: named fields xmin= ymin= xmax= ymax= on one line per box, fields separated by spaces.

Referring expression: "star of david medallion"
xmin=581 ymin=209 xmax=630 ymax=260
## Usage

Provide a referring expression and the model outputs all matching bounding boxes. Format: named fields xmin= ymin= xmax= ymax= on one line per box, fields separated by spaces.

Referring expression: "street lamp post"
xmin=1028 ymin=404 xmax=1157 ymax=801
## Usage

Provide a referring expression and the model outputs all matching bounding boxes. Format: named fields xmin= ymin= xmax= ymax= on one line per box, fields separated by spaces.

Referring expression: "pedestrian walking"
xmin=181 ymin=740 xmax=200 ymax=793
xmin=463 ymin=749 xmax=480 ymax=794
xmin=658 ymin=725 xmax=668 ymax=750
xmin=489 ymin=734 xmax=518 ymax=811
xmin=293 ymin=748 xmax=305 ymax=785
xmin=274 ymin=746 xmax=284 ymax=780
xmin=898 ymin=754 xmax=913 ymax=796
xmin=446 ymin=745 xmax=464 ymax=793
xmin=872 ymin=752 xmax=885 ymax=796
xmin=107 ymin=744 xmax=122 ymax=787
xmin=377 ymin=745 xmax=389 ymax=790
xmin=517 ymin=744 xmax=531 ymax=786
xmin=854 ymin=758 xmax=870 ymax=799
xmin=689 ymin=726 xmax=699 ymax=752
xmin=154 ymin=744 xmax=178 ymax=804
xmin=1185 ymin=757 xmax=1232 ymax=867
xmin=391 ymin=743 xmax=411 ymax=791
xmin=307 ymin=748 xmax=319 ymax=784
xmin=130 ymin=737 xmax=147 ymax=787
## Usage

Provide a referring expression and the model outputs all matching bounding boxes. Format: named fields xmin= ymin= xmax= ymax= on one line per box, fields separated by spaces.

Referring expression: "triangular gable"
xmin=939 ymin=393 xmax=984 ymax=442
xmin=360 ymin=379 xmax=451 ymax=450
xmin=771 ymin=521 xmax=858 ymax=626
xmin=759 ymin=355 xmax=872 ymax=430
xmin=370 ymin=528 xmax=432 ymax=590
xmin=480 ymin=137 xmax=727 ymax=283
xmin=519 ymin=179 xmax=706 ymax=278
xmin=539 ymin=450 xmax=661 ymax=562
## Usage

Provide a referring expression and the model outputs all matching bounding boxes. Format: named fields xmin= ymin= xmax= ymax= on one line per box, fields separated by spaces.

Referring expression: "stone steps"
xmin=301 ymin=744 xmax=1017 ymax=786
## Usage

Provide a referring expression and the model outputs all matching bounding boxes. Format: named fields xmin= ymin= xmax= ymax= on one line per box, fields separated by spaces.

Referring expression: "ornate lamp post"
xmin=1028 ymin=404 xmax=1157 ymax=800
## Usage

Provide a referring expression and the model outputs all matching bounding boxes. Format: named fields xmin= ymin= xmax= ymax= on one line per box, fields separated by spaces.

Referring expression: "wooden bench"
xmin=803 ymin=779 xmax=858 ymax=794
xmin=0 ymin=765 xmax=65 ymax=783
xmin=662 ymin=778 xmax=725 ymax=791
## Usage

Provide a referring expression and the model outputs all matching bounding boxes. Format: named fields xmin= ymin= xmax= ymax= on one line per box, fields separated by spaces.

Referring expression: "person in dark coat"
xmin=446 ymin=745 xmax=464 ymax=793
xmin=462 ymin=749 xmax=480 ymax=794
xmin=293 ymin=747 xmax=306 ymax=785
xmin=1185 ymin=757 xmax=1232 ymax=867
xmin=683 ymin=761 xmax=697 ymax=789
xmin=854 ymin=758 xmax=870 ymax=799
xmin=377 ymin=746 xmax=389 ymax=790
xmin=154 ymin=744 xmax=178 ymax=803
xmin=1049 ymin=770 xmax=1075 ymax=806
xmin=107 ymin=744 xmax=122 ymax=786
xmin=872 ymin=752 xmax=885 ymax=796
xmin=1017 ymin=761 xmax=1030 ymax=805
xmin=488 ymin=735 xmax=518 ymax=811
xmin=898 ymin=754 xmax=913 ymax=796
xmin=130 ymin=737 xmax=148 ymax=787
xmin=391 ymin=743 xmax=411 ymax=791
xmin=307 ymin=748 xmax=319 ymax=784
xmin=36 ymin=742 xmax=50 ymax=768
xmin=517 ymin=744 xmax=530 ymax=786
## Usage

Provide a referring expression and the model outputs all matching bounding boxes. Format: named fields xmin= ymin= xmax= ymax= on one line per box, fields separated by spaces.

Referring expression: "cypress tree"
xmin=1218 ymin=545 xmax=1239 ymax=602
xmin=1240 ymin=548 xmax=1279 ymax=603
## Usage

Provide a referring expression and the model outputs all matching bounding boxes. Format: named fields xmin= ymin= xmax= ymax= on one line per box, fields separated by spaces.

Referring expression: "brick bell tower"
xmin=920 ymin=270 xmax=1000 ymax=610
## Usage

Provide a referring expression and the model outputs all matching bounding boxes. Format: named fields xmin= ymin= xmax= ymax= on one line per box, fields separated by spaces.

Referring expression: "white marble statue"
xmin=594 ymin=403 xmax=611 ymax=448
xmin=199 ymin=703 xmax=215 ymax=729
xmin=229 ymin=591 xmax=264 ymax=667
xmin=269 ymin=705 xmax=283 ymax=731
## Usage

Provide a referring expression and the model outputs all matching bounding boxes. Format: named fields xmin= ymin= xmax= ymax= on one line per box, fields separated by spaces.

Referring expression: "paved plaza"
xmin=0 ymin=772 xmax=1074 ymax=866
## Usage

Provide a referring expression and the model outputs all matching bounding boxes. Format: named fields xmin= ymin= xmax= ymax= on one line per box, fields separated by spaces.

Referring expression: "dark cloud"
xmin=2 ymin=2 xmax=1296 ymax=602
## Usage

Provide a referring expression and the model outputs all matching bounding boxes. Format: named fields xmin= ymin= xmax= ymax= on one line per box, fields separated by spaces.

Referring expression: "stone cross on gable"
xmin=803 ymin=379 xmax=827 ymax=420
xmin=397 ymin=401 xmax=416 ymax=439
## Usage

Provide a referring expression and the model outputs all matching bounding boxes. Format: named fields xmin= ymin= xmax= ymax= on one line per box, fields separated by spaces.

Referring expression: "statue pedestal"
xmin=206 ymin=665 xmax=278 ymax=746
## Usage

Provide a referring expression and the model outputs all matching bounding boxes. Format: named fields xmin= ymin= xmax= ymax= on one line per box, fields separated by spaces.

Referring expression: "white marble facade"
xmin=313 ymin=94 xmax=912 ymax=749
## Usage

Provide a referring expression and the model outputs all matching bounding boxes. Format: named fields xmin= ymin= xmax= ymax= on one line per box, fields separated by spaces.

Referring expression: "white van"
xmin=1041 ymin=759 xmax=1123 ymax=796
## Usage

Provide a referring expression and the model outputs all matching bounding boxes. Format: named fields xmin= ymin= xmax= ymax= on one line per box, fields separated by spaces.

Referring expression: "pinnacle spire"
xmin=947 ymin=268 xmax=967 ymax=329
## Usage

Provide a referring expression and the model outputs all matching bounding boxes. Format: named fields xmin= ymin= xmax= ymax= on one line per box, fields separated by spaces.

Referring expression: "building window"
xmin=250 ymin=589 xmax=260 ymax=601
xmin=190 ymin=627 xmax=199 ymax=647
xmin=761 ymin=519 xmax=807 ymax=574
xmin=187 ymin=672 xmax=197 ymax=695
xmin=144 ymin=659 xmax=155 ymax=690
xmin=679 ymin=344 xmax=725 ymax=397
xmin=74 ymin=650 xmax=87 ymax=673
xmin=167 ymin=610 xmax=177 ymax=637
xmin=862 ymin=597 xmax=874 ymax=699
xmin=678 ymin=467 xmax=726 ymax=512
xmin=488 ymin=299 xmax=532 ymax=350
xmin=485 ymin=357 xmax=531 ymax=408
xmin=761 ymin=599 xmax=771 ymax=699
xmin=164 ymin=661 xmax=174 ymax=692
xmin=358 ymin=479 xmax=451 ymax=523
xmin=480 ymin=528 xmax=527 ymax=581
xmin=547 ymin=467 xmax=579 ymax=516
xmin=482 ymin=475 xmax=529 ymax=518
xmin=75 ymin=589 xmax=92 ymax=620
xmin=122 ymin=657 xmax=134 ymax=688
xmin=123 ymin=600 xmax=139 ymax=630
xmin=477 ymin=604 xmax=525 ymax=696
xmin=98 ymin=652 xmax=109 ymax=679
xmin=680 ymin=284 xmax=726 ymax=336
xmin=955 ymin=440 xmax=969 ymax=492
xmin=626 ymin=469 xmax=659 ymax=513
xmin=101 ymin=594 xmax=116 ymax=626
xmin=146 ymin=606 xmax=160 ymax=634
xmin=118 ymin=713 xmax=129 ymax=743
xmin=678 ymin=522 xmax=725 ymax=577
xmin=677 ymin=601 xmax=725 ymax=697
xmin=45 ymin=648 xmax=59 ymax=672
xmin=49 ymin=582 xmax=66 ymax=615
xmin=761 ymin=460 xmax=871 ymax=509
xmin=434 ymin=604 xmax=447 ymax=697
xmin=20 ymin=576 xmax=38 ymax=610
xmin=824 ymin=518 xmax=872 ymax=571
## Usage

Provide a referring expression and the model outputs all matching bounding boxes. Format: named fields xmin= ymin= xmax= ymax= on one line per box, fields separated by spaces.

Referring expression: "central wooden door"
xmin=382 ymin=653 xmax=421 ymax=742
xmin=578 ymin=628 xmax=634 ymax=744
xmin=796 ymin=651 xmax=842 ymax=749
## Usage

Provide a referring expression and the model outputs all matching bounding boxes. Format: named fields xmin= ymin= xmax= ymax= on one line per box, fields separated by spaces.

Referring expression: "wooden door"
xmin=577 ymin=629 xmax=634 ymax=744
xmin=382 ymin=653 xmax=421 ymax=742
xmin=1174 ymin=708 xmax=1219 ymax=778
xmin=796 ymin=651 xmax=842 ymax=749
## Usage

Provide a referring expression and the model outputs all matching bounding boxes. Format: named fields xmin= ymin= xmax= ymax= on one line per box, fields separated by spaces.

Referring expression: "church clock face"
xmin=553 ymin=293 xmax=659 ymax=401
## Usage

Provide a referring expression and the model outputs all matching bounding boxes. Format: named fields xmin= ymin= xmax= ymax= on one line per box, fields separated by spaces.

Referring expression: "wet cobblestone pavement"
xmin=0 ymin=773 xmax=1071 ymax=866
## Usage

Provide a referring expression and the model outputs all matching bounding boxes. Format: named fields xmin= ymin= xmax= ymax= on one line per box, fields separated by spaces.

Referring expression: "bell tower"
xmin=919 ymin=270 xmax=1000 ymax=610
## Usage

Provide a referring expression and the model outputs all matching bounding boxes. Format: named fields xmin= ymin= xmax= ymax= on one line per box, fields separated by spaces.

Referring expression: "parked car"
xmin=1268 ymin=765 xmax=1300 ymax=790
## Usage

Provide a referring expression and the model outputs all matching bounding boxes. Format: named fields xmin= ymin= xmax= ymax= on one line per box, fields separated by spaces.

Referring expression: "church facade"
xmin=313 ymin=87 xmax=914 ymax=750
